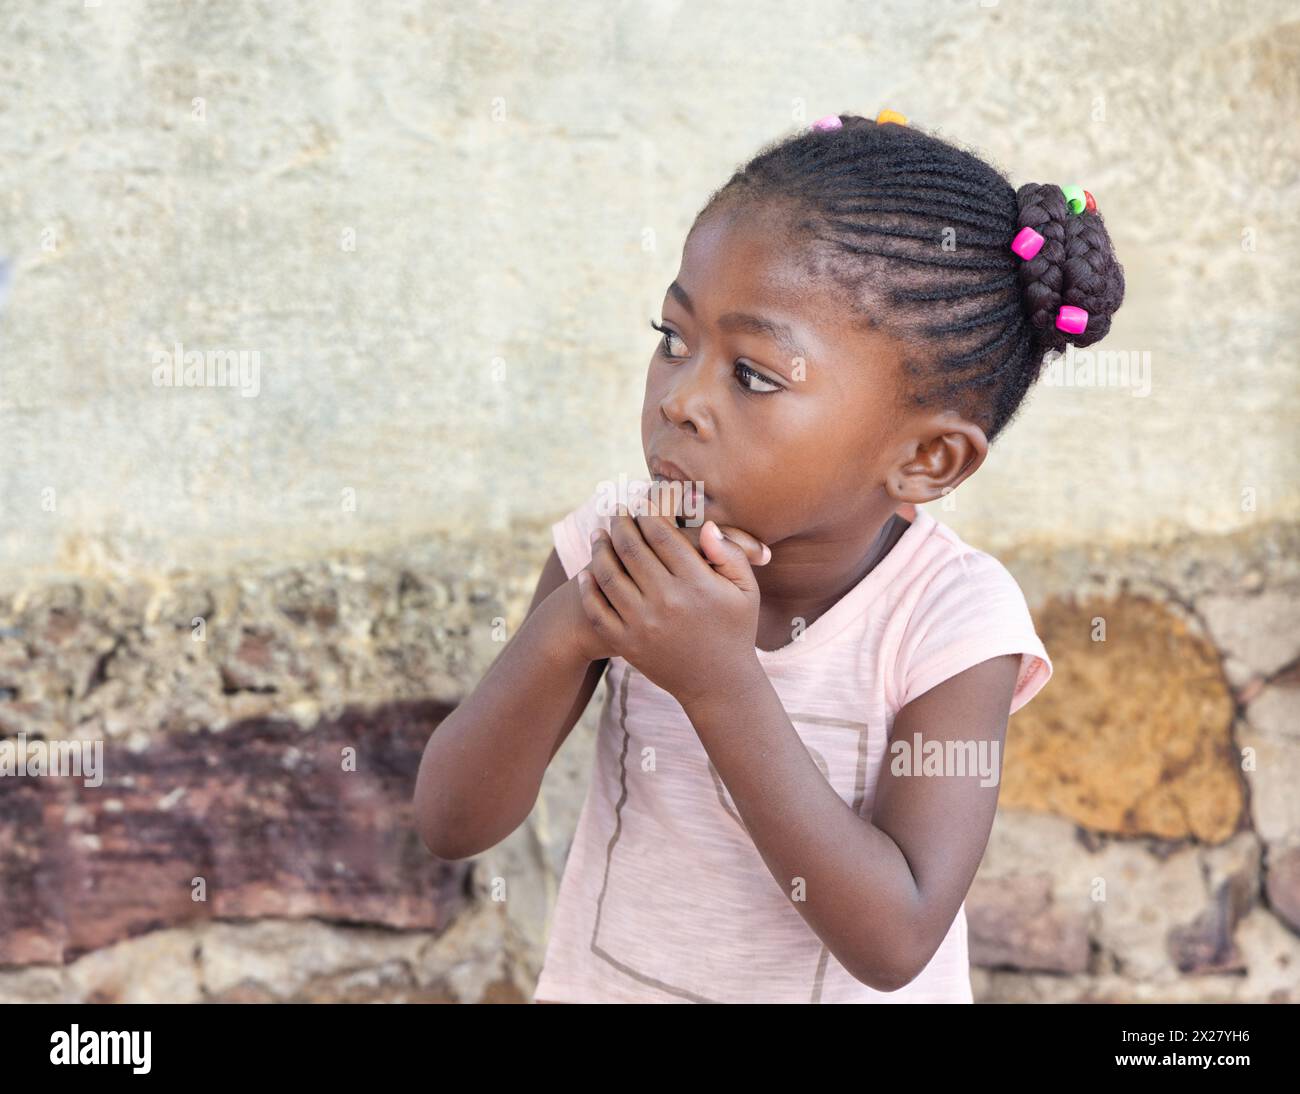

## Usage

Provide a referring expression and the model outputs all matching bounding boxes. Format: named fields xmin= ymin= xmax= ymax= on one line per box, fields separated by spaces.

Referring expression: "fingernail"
xmin=762 ymin=544 xmax=772 ymax=564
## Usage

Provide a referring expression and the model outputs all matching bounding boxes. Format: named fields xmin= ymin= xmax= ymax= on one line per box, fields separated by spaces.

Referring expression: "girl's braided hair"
xmin=694 ymin=113 xmax=1126 ymax=442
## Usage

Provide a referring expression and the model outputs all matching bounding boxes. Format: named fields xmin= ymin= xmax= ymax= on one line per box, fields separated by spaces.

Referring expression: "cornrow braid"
xmin=694 ymin=114 xmax=1126 ymax=442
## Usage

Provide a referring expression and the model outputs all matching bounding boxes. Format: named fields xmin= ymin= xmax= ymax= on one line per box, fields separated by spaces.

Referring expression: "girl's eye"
xmin=650 ymin=319 xmax=784 ymax=396
xmin=734 ymin=362 xmax=782 ymax=395
xmin=649 ymin=318 xmax=687 ymax=358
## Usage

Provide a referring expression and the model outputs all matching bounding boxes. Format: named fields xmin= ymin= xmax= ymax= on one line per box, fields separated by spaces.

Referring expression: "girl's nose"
xmin=659 ymin=360 xmax=714 ymax=436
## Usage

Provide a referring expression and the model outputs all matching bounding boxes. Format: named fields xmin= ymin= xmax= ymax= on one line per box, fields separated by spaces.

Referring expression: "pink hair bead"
xmin=1056 ymin=305 xmax=1088 ymax=334
xmin=811 ymin=114 xmax=843 ymax=131
xmin=1010 ymin=226 xmax=1045 ymax=261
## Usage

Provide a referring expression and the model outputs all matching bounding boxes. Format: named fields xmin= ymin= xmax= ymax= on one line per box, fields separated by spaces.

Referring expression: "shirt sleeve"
xmin=893 ymin=550 xmax=1053 ymax=716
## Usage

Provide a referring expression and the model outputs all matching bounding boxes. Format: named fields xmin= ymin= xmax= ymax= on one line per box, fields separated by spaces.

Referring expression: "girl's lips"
xmin=648 ymin=474 xmax=709 ymax=524
xmin=650 ymin=473 xmax=706 ymax=501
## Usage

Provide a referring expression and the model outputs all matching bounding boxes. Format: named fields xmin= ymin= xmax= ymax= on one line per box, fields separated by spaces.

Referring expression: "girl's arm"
xmin=413 ymin=547 xmax=609 ymax=861
xmin=680 ymin=652 xmax=1021 ymax=992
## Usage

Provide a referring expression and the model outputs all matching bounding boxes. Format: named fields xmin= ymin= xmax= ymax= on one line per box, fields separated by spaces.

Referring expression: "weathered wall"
xmin=1 ymin=1 xmax=1298 ymax=1003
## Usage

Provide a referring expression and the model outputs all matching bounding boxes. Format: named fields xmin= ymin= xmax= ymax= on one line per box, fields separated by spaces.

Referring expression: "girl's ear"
xmin=887 ymin=413 xmax=988 ymax=505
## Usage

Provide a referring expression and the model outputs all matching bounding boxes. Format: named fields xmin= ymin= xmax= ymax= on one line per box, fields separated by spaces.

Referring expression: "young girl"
xmin=414 ymin=111 xmax=1125 ymax=1003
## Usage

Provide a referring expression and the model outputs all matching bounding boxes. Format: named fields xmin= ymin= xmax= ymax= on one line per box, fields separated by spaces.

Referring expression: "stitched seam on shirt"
xmin=585 ymin=665 xmax=875 ymax=1002
xmin=587 ymin=661 xmax=719 ymax=1003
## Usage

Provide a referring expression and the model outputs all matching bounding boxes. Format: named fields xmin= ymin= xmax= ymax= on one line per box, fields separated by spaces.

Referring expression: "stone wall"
xmin=2 ymin=515 xmax=1297 ymax=1002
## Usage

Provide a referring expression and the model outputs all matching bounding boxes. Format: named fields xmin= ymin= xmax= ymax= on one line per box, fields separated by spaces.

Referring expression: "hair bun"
xmin=1015 ymin=182 xmax=1125 ymax=353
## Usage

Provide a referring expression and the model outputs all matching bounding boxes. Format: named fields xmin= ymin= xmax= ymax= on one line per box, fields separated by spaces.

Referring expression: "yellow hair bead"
xmin=875 ymin=109 xmax=907 ymax=126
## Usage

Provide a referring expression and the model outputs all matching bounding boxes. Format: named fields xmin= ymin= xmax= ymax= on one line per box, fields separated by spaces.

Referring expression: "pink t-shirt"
xmin=533 ymin=479 xmax=1052 ymax=1003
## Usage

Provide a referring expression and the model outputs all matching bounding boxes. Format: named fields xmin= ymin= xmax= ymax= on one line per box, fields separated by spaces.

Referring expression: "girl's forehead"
xmin=684 ymin=205 xmax=803 ymax=270
xmin=678 ymin=214 xmax=829 ymax=313
xmin=675 ymin=205 xmax=909 ymax=377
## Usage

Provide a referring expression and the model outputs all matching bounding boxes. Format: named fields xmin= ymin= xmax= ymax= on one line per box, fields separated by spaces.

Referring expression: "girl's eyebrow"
xmin=666 ymin=280 xmax=812 ymax=370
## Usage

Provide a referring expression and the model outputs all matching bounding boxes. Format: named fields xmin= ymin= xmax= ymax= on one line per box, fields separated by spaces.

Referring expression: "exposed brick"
xmin=0 ymin=701 xmax=468 ymax=965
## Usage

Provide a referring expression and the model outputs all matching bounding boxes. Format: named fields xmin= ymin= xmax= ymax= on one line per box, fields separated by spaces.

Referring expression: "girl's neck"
xmin=755 ymin=504 xmax=910 ymax=622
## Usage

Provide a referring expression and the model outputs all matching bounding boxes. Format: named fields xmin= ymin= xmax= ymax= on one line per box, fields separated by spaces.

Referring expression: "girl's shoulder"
xmin=888 ymin=510 xmax=1053 ymax=716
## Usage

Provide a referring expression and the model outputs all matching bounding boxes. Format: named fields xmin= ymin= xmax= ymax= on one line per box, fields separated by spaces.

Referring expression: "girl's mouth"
xmin=648 ymin=474 xmax=708 ymax=526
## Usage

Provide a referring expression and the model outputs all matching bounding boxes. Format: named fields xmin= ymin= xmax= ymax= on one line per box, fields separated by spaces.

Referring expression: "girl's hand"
xmin=551 ymin=573 xmax=617 ymax=664
xmin=628 ymin=478 xmax=772 ymax=569
xmin=578 ymin=505 xmax=762 ymax=706
xmin=696 ymin=522 xmax=772 ymax=567
xmin=544 ymin=523 xmax=769 ymax=668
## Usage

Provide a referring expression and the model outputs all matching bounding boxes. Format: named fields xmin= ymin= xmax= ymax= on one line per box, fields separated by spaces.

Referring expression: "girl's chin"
xmin=627 ymin=482 xmax=715 ymax=537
